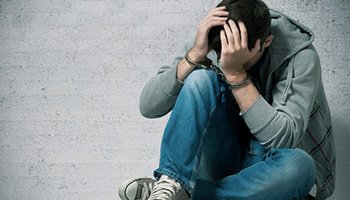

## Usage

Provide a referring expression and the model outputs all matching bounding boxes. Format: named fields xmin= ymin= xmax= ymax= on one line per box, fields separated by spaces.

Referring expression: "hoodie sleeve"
xmin=241 ymin=46 xmax=321 ymax=149
xmin=139 ymin=37 xmax=196 ymax=118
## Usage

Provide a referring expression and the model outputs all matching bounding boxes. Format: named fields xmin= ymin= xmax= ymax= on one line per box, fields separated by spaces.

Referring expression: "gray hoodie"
xmin=139 ymin=9 xmax=335 ymax=199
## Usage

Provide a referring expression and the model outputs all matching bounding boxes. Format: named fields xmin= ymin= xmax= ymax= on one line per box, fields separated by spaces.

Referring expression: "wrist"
xmin=188 ymin=48 xmax=205 ymax=63
xmin=225 ymin=73 xmax=251 ymax=88
xmin=224 ymin=71 xmax=247 ymax=84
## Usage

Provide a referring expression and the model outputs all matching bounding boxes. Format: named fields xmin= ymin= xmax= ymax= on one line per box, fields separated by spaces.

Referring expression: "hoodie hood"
xmin=261 ymin=9 xmax=315 ymax=104
xmin=268 ymin=9 xmax=315 ymax=72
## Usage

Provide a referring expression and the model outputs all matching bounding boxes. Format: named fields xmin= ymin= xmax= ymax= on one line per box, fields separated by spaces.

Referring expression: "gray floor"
xmin=0 ymin=0 xmax=349 ymax=199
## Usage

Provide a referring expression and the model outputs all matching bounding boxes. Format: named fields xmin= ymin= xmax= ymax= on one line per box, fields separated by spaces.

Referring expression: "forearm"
xmin=176 ymin=49 xmax=202 ymax=82
xmin=225 ymin=71 xmax=260 ymax=113
xmin=239 ymin=48 xmax=321 ymax=149
xmin=231 ymin=79 xmax=295 ymax=149
xmin=176 ymin=58 xmax=195 ymax=82
xmin=231 ymin=79 xmax=260 ymax=113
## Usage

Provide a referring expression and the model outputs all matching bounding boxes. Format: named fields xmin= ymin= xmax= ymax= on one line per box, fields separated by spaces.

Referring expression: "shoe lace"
xmin=140 ymin=180 xmax=155 ymax=200
xmin=149 ymin=177 xmax=181 ymax=200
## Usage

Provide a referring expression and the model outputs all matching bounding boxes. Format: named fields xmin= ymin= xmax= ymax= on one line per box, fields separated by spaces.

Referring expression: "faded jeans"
xmin=154 ymin=69 xmax=316 ymax=200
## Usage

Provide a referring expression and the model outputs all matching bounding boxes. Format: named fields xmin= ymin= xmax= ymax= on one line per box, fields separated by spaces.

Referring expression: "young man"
xmin=119 ymin=0 xmax=335 ymax=199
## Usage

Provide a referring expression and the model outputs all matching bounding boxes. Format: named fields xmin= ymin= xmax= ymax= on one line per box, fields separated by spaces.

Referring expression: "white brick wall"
xmin=0 ymin=0 xmax=349 ymax=199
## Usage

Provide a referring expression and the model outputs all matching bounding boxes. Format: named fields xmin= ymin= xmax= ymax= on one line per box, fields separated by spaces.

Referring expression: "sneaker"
xmin=119 ymin=177 xmax=156 ymax=200
xmin=149 ymin=175 xmax=190 ymax=200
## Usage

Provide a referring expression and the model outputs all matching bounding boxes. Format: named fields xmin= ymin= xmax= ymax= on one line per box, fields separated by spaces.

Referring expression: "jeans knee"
xmin=184 ymin=69 xmax=219 ymax=91
xmin=293 ymin=149 xmax=315 ymax=176
xmin=280 ymin=149 xmax=316 ymax=187
xmin=263 ymin=149 xmax=316 ymax=199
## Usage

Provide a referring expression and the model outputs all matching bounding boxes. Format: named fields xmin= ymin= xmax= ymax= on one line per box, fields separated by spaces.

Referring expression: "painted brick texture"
xmin=0 ymin=0 xmax=349 ymax=199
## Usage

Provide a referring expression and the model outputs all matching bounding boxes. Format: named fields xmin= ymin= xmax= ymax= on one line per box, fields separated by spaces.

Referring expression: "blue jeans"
xmin=154 ymin=69 xmax=316 ymax=200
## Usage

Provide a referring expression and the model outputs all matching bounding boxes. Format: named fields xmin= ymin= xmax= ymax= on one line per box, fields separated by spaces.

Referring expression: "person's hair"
xmin=208 ymin=0 xmax=271 ymax=52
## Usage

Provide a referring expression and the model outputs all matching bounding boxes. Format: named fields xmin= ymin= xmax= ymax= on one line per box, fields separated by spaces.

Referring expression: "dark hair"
xmin=208 ymin=0 xmax=271 ymax=52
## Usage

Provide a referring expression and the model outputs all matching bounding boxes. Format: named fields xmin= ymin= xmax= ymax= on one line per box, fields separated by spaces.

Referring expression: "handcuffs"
xmin=184 ymin=51 xmax=251 ymax=88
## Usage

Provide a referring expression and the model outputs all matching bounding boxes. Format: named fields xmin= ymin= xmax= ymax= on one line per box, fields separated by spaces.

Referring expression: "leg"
xmin=194 ymin=140 xmax=316 ymax=200
xmin=154 ymin=69 xmax=245 ymax=195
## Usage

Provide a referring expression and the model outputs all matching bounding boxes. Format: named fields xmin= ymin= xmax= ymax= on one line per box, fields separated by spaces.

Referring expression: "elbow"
xmin=139 ymin=100 xmax=156 ymax=119
xmin=139 ymin=91 xmax=175 ymax=119
xmin=139 ymin=98 xmax=166 ymax=119
xmin=139 ymin=88 xmax=156 ymax=118
xmin=139 ymin=102 xmax=171 ymax=119
xmin=139 ymin=109 xmax=155 ymax=119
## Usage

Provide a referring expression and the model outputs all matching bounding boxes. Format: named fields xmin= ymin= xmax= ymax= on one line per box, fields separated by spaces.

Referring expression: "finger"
xmin=204 ymin=10 xmax=228 ymax=22
xmin=204 ymin=6 xmax=228 ymax=23
xmin=202 ymin=16 xmax=227 ymax=25
xmin=205 ymin=19 xmax=227 ymax=29
xmin=228 ymin=19 xmax=240 ymax=46
xmin=250 ymin=39 xmax=261 ymax=55
xmin=201 ymin=18 xmax=227 ymax=31
xmin=238 ymin=21 xmax=248 ymax=48
xmin=220 ymin=29 xmax=228 ymax=49
xmin=212 ymin=6 xmax=227 ymax=12
xmin=206 ymin=16 xmax=228 ymax=22
xmin=223 ymin=23 xmax=233 ymax=44
xmin=207 ymin=7 xmax=226 ymax=16
xmin=203 ymin=16 xmax=227 ymax=27
xmin=209 ymin=10 xmax=229 ymax=17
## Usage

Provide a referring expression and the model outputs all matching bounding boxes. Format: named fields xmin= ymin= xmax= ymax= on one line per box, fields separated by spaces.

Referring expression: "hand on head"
xmin=219 ymin=20 xmax=261 ymax=77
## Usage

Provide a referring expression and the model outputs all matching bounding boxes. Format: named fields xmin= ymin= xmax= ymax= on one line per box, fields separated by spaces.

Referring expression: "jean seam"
xmin=189 ymin=79 xmax=225 ymax=195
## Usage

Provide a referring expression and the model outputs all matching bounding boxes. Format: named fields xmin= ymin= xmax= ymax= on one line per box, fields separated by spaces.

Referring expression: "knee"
xmin=276 ymin=149 xmax=316 ymax=187
xmin=291 ymin=149 xmax=315 ymax=178
xmin=260 ymin=149 xmax=316 ymax=200
xmin=184 ymin=69 xmax=219 ymax=91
